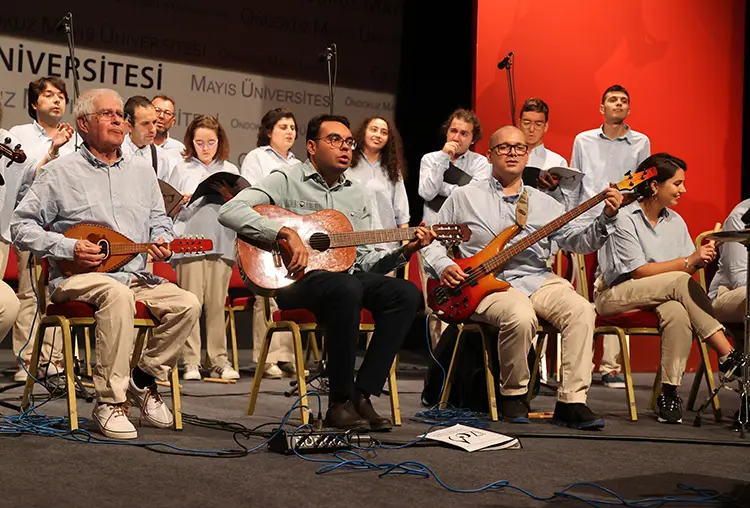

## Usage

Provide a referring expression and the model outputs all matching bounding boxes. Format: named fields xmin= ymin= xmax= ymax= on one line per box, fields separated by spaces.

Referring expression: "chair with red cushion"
xmin=221 ymin=265 xmax=250 ymax=373
xmin=21 ymin=259 xmax=183 ymax=432
xmin=580 ymin=252 xmax=720 ymax=422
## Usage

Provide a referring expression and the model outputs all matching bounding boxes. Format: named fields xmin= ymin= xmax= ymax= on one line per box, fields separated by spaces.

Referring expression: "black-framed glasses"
xmin=154 ymin=107 xmax=174 ymax=118
xmin=315 ymin=134 xmax=357 ymax=150
xmin=490 ymin=142 xmax=529 ymax=156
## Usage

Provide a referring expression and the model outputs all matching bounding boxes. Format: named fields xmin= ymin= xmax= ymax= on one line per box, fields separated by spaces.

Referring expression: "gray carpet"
xmin=1 ymin=350 xmax=749 ymax=508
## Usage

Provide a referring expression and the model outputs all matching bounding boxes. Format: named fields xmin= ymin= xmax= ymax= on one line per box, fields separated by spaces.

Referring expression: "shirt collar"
xmin=301 ymin=159 xmax=351 ymax=188
xmin=32 ymin=121 xmax=49 ymax=138
xmin=597 ymin=124 xmax=633 ymax=144
xmin=490 ymin=176 xmax=526 ymax=202
xmin=80 ymin=142 xmax=123 ymax=168
xmin=632 ymin=203 xmax=671 ymax=224
xmin=263 ymin=145 xmax=295 ymax=162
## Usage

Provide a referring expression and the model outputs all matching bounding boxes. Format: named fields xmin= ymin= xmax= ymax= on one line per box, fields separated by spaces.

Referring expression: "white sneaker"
xmin=263 ymin=363 xmax=283 ymax=379
xmin=13 ymin=363 xmax=29 ymax=383
xmin=183 ymin=364 xmax=202 ymax=381
xmin=39 ymin=361 xmax=65 ymax=378
xmin=211 ymin=363 xmax=240 ymax=380
xmin=92 ymin=402 xmax=137 ymax=439
xmin=126 ymin=379 xmax=174 ymax=428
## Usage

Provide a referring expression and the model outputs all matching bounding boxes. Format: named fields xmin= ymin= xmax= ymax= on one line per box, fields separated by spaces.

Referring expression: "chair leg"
xmin=699 ymin=340 xmax=722 ymax=422
xmin=648 ymin=368 xmax=662 ymax=411
xmin=60 ymin=323 xmax=78 ymax=431
xmin=170 ymin=366 xmax=183 ymax=430
xmin=22 ymin=323 xmax=47 ymax=409
xmin=439 ymin=325 xmax=464 ymax=410
xmin=228 ymin=309 xmax=239 ymax=373
xmin=616 ymin=329 xmax=638 ymax=421
xmin=310 ymin=331 xmax=321 ymax=362
xmin=290 ymin=324 xmax=309 ymax=424
xmin=130 ymin=328 xmax=148 ymax=371
xmin=687 ymin=361 xmax=705 ymax=411
xmin=84 ymin=327 xmax=93 ymax=377
xmin=527 ymin=333 xmax=547 ymax=407
xmin=247 ymin=326 xmax=275 ymax=416
xmin=387 ymin=356 xmax=401 ymax=426
xmin=479 ymin=326 xmax=499 ymax=422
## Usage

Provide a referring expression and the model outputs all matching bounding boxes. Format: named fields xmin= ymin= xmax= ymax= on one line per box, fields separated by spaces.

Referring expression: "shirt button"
xmin=299 ymin=201 xmax=305 ymax=207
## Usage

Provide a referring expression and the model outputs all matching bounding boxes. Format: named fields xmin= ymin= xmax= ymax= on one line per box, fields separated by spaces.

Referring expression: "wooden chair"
xmin=222 ymin=265 xmax=250 ymax=373
xmin=21 ymin=259 xmax=183 ymax=432
xmin=580 ymin=252 xmax=721 ymax=422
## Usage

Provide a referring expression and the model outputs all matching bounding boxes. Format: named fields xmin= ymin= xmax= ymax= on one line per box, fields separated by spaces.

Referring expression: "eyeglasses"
xmin=315 ymin=134 xmax=357 ymax=150
xmin=88 ymin=109 xmax=124 ymax=121
xmin=520 ymin=119 xmax=546 ymax=130
xmin=154 ymin=107 xmax=175 ymax=118
xmin=194 ymin=140 xmax=217 ymax=149
xmin=490 ymin=143 xmax=529 ymax=156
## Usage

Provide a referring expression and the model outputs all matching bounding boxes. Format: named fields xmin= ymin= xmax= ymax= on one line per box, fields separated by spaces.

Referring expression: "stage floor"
xmin=1 ymin=350 xmax=749 ymax=507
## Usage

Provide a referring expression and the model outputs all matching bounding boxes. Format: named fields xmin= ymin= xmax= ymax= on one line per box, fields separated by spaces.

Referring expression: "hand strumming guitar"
xmin=74 ymin=239 xmax=105 ymax=268
xmin=278 ymin=226 xmax=308 ymax=276
xmin=148 ymin=237 xmax=172 ymax=261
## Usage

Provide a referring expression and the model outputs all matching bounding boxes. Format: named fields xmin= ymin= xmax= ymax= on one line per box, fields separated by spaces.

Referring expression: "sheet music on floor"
xmin=425 ymin=424 xmax=521 ymax=452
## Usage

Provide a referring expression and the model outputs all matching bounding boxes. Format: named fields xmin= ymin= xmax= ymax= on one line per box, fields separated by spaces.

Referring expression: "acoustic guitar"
xmin=427 ymin=168 xmax=658 ymax=324
xmin=57 ymin=223 xmax=213 ymax=276
xmin=235 ymin=204 xmax=471 ymax=295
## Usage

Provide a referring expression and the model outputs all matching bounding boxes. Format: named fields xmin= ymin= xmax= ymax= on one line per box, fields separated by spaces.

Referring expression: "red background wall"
xmin=474 ymin=0 xmax=746 ymax=372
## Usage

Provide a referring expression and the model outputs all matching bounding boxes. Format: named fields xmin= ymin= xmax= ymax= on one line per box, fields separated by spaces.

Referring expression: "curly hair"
xmin=350 ymin=116 xmax=406 ymax=183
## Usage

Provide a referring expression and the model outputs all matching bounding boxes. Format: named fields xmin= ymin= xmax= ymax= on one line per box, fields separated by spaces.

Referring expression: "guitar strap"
xmin=150 ymin=144 xmax=158 ymax=174
xmin=515 ymin=188 xmax=529 ymax=228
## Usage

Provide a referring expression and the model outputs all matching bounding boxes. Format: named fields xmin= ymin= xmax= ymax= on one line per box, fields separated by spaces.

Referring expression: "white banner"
xmin=0 ymin=35 xmax=395 ymax=167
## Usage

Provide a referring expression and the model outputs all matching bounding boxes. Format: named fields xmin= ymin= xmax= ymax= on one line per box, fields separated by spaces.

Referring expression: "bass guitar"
xmin=427 ymin=169 xmax=658 ymax=323
xmin=236 ymin=204 xmax=471 ymax=295
xmin=57 ymin=223 xmax=213 ymax=276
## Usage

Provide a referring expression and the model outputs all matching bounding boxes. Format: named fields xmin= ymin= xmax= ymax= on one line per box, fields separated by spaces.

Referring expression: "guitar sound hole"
xmin=98 ymin=239 xmax=110 ymax=259
xmin=308 ymin=232 xmax=331 ymax=252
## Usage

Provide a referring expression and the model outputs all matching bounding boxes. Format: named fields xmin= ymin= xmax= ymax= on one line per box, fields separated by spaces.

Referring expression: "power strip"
xmin=268 ymin=428 xmax=375 ymax=455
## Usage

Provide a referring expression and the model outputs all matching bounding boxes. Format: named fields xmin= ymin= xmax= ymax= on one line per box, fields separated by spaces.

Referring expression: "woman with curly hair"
xmin=349 ymin=116 xmax=409 ymax=249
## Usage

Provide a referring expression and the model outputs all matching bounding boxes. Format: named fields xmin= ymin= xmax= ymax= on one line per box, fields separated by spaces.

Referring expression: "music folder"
xmin=187 ymin=172 xmax=251 ymax=206
xmin=158 ymin=180 xmax=183 ymax=218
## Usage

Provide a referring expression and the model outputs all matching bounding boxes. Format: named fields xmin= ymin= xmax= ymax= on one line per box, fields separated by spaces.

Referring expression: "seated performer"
xmin=219 ymin=114 xmax=433 ymax=431
xmin=595 ymin=153 xmax=743 ymax=424
xmin=709 ymin=199 xmax=749 ymax=324
xmin=422 ymin=126 xmax=624 ymax=429
xmin=11 ymin=88 xmax=201 ymax=440
xmin=168 ymin=115 xmax=240 ymax=381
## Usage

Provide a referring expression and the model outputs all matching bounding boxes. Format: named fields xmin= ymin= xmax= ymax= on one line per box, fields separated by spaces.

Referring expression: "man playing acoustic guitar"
xmin=421 ymin=126 xmax=624 ymax=429
xmin=11 ymin=88 xmax=201 ymax=440
xmin=219 ymin=114 xmax=435 ymax=431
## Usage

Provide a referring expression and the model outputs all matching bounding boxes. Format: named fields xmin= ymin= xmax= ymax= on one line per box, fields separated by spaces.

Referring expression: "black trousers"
xmin=275 ymin=270 xmax=421 ymax=401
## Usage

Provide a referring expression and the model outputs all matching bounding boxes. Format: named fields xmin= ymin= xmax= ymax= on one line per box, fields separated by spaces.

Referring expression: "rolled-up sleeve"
xmin=418 ymin=152 xmax=452 ymax=202
xmin=603 ymin=217 xmax=647 ymax=283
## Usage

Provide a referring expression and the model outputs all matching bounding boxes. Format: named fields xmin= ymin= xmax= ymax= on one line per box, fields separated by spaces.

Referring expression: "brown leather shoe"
xmin=352 ymin=394 xmax=392 ymax=432
xmin=323 ymin=400 xmax=369 ymax=430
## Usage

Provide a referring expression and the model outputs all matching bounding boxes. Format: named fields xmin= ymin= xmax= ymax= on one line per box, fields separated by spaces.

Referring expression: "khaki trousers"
xmin=0 ymin=279 xmax=20 ymax=342
xmin=712 ymin=286 xmax=746 ymax=323
xmin=252 ymin=296 xmax=294 ymax=364
xmin=471 ymin=275 xmax=595 ymax=403
xmin=176 ymin=256 xmax=233 ymax=367
xmin=52 ymin=273 xmax=200 ymax=403
xmin=0 ymin=244 xmax=62 ymax=364
xmin=595 ymin=271 xmax=723 ymax=386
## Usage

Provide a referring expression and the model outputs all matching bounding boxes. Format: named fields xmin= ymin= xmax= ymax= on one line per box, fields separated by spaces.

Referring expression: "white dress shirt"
xmin=240 ymin=146 xmax=299 ymax=185
xmin=156 ymin=134 xmax=186 ymax=170
xmin=121 ymin=135 xmax=175 ymax=181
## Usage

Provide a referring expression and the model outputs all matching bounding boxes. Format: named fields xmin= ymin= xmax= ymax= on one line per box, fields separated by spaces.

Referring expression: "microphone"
xmin=54 ymin=12 xmax=72 ymax=32
xmin=497 ymin=51 xmax=514 ymax=70
xmin=317 ymin=44 xmax=336 ymax=61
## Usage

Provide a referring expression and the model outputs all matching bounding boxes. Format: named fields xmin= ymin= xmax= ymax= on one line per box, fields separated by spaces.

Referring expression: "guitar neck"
xmin=328 ymin=227 xmax=419 ymax=248
xmin=109 ymin=242 xmax=170 ymax=255
xmin=483 ymin=190 xmax=609 ymax=273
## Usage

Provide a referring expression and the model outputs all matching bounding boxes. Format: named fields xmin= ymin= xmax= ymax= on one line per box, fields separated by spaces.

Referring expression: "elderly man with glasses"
xmin=11 ymin=88 xmax=201 ymax=440
xmin=421 ymin=125 xmax=624 ymax=430
xmin=219 ymin=114 xmax=436 ymax=431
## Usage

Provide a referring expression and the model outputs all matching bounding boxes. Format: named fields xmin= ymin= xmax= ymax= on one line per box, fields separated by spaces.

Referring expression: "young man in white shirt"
xmin=122 ymin=96 xmax=174 ymax=181
xmin=520 ymin=98 xmax=567 ymax=171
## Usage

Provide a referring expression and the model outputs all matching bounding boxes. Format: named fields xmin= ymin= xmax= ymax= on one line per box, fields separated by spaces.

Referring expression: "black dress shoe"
xmin=323 ymin=401 xmax=369 ymax=430
xmin=352 ymin=394 xmax=392 ymax=432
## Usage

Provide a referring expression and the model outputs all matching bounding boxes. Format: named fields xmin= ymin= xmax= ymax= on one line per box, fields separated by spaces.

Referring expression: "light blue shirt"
xmin=11 ymin=143 xmax=174 ymax=293
xmin=8 ymin=121 xmax=81 ymax=166
xmin=240 ymin=146 xmax=299 ymax=185
xmin=218 ymin=160 xmax=407 ymax=275
xmin=418 ymin=150 xmax=490 ymax=225
xmin=598 ymin=202 xmax=694 ymax=287
xmin=121 ymin=135 xmax=174 ymax=181
xmin=421 ymin=176 xmax=616 ymax=296
xmin=568 ymin=125 xmax=650 ymax=217
xmin=347 ymin=153 xmax=410 ymax=250
xmin=168 ymin=158 xmax=239 ymax=264
xmin=0 ymin=128 xmax=37 ymax=243
xmin=709 ymin=199 xmax=750 ymax=299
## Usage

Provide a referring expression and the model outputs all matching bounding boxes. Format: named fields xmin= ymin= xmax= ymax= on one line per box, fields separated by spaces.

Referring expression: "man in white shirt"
xmin=122 ymin=96 xmax=174 ymax=181
xmin=152 ymin=95 xmax=186 ymax=169
xmin=520 ymin=98 xmax=567 ymax=170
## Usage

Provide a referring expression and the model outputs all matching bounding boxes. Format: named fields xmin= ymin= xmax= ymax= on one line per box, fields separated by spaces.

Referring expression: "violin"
xmin=0 ymin=137 xmax=28 ymax=185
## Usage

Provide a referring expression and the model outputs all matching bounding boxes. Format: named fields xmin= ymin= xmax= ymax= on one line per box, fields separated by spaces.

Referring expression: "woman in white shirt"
xmin=240 ymin=108 xmax=301 ymax=380
xmin=169 ymin=116 xmax=240 ymax=381
xmin=349 ymin=116 xmax=410 ymax=248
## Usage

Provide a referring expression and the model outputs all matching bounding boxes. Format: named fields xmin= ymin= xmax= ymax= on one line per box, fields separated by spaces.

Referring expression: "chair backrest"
xmin=229 ymin=265 xmax=246 ymax=289
xmin=578 ymin=252 xmax=598 ymax=303
xmin=694 ymin=229 xmax=720 ymax=291
xmin=152 ymin=262 xmax=177 ymax=283
xmin=3 ymin=247 xmax=18 ymax=282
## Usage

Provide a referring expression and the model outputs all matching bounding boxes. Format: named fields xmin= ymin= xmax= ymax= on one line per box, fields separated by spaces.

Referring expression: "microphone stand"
xmin=324 ymin=44 xmax=338 ymax=115
xmin=504 ymin=54 xmax=517 ymax=126
xmin=60 ymin=13 xmax=81 ymax=150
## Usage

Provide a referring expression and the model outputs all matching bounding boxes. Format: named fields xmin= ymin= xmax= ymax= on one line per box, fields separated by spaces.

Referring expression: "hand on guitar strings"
xmin=403 ymin=223 xmax=438 ymax=257
xmin=277 ymin=226 xmax=308 ymax=277
xmin=148 ymin=237 xmax=172 ymax=261
xmin=440 ymin=264 xmax=468 ymax=288
xmin=74 ymin=239 xmax=105 ymax=268
xmin=603 ymin=182 xmax=625 ymax=217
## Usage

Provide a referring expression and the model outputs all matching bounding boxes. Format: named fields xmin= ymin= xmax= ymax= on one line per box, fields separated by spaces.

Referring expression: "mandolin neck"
xmin=109 ymin=242 xmax=169 ymax=255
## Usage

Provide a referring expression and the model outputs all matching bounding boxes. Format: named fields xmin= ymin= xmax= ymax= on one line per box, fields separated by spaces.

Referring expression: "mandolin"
xmin=57 ymin=223 xmax=213 ymax=276
xmin=235 ymin=204 xmax=471 ymax=295
xmin=427 ymin=168 xmax=658 ymax=324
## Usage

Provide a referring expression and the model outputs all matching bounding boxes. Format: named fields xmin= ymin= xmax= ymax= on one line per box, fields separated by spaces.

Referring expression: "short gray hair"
xmin=73 ymin=88 xmax=123 ymax=120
